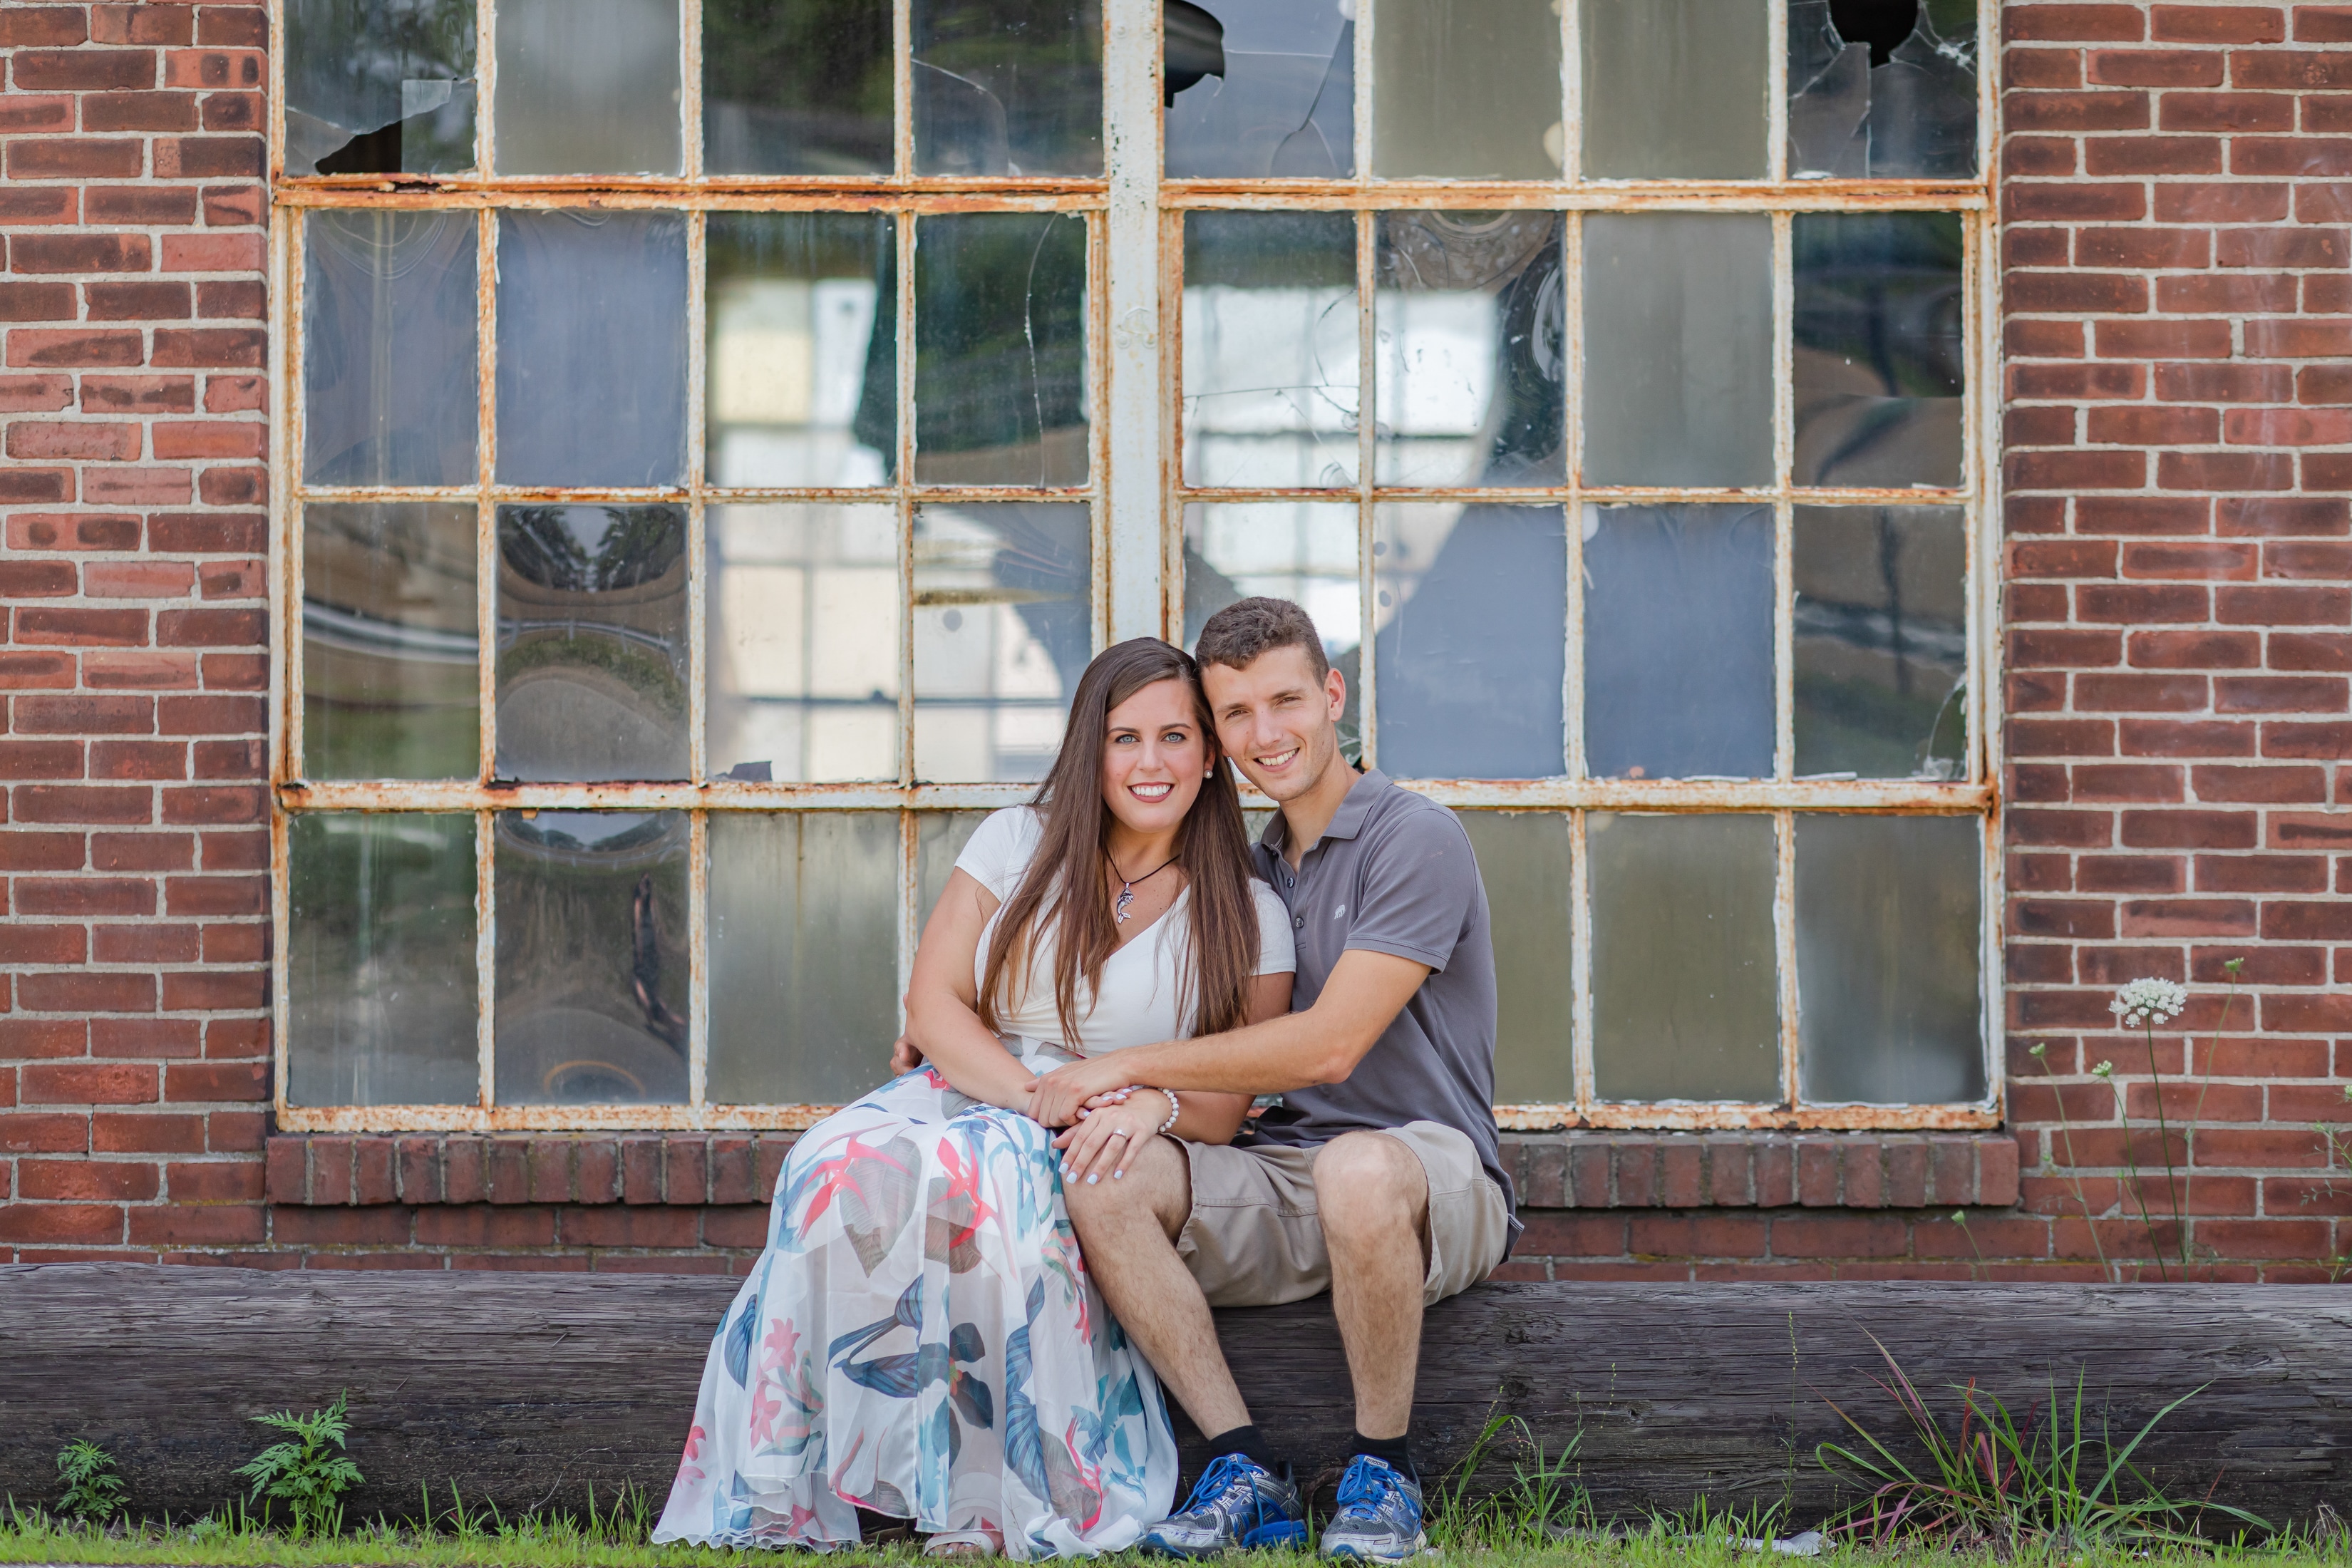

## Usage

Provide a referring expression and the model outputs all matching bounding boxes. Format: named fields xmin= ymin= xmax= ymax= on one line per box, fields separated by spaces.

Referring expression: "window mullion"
xmin=1103 ymin=0 xmax=1165 ymax=642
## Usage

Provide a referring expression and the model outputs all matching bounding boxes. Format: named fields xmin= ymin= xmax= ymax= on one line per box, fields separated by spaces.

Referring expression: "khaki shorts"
xmin=1174 ymin=1121 xmax=1511 ymax=1309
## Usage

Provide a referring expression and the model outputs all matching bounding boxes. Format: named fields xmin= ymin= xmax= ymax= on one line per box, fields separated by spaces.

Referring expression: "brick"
xmin=9 ymin=233 xmax=152 ymax=272
xmin=2007 ymin=6 xmax=2148 ymax=41
xmin=2160 ymin=91 xmax=2295 ymax=130
xmin=2086 ymin=46 xmax=2224 ymax=85
xmin=10 ymin=50 xmax=155 ymax=91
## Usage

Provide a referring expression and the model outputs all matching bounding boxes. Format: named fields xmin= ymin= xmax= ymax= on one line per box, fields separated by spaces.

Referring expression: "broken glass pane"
xmin=287 ymin=812 xmax=478 ymax=1106
xmin=912 ymin=502 xmax=1091 ymax=783
xmin=1373 ymin=0 xmax=1562 ymax=177
xmin=1183 ymin=502 xmax=1360 ymax=666
xmin=1375 ymin=210 xmax=1564 ymax=488
xmin=1164 ymin=0 xmax=1352 ymax=177
xmin=708 ymin=212 xmax=894 ymax=488
xmin=1460 ymin=810 xmax=1576 ymax=1105
xmin=708 ymin=811 xmax=900 ymax=1105
xmin=492 ymin=0 xmax=682 ymax=175
xmin=1794 ymin=505 xmax=1966 ymax=779
xmin=1788 ymin=0 xmax=1977 ymax=178
xmin=304 ymin=210 xmax=477 ymax=488
xmin=1373 ymin=502 xmax=1565 ymax=780
xmin=703 ymin=0 xmax=892 ymax=175
xmin=914 ymin=0 xmax=1102 ymax=176
xmin=495 ymin=505 xmax=688 ymax=783
xmin=1796 ymin=813 xmax=1984 ymax=1103
xmin=1589 ymin=812 xmax=1780 ymax=1103
xmin=285 ymin=0 xmax=475 ymax=175
xmin=1182 ymin=211 xmax=1358 ymax=489
xmin=913 ymin=213 xmax=1089 ymax=486
xmin=304 ymin=502 xmax=479 ymax=781
xmin=495 ymin=210 xmax=688 ymax=489
xmin=494 ymin=810 xmax=689 ymax=1106
xmin=1793 ymin=212 xmax=1964 ymax=488
xmin=1582 ymin=213 xmax=1773 ymax=489
xmin=706 ymin=504 xmax=901 ymax=783
xmin=1582 ymin=0 xmax=1767 ymax=179
xmin=1584 ymin=504 xmax=1774 ymax=781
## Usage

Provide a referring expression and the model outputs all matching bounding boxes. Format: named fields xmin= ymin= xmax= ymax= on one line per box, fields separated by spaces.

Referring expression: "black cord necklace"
xmin=1105 ymin=845 xmax=1179 ymax=924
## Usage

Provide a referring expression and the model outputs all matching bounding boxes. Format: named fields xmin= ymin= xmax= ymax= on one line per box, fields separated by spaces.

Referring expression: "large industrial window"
xmin=271 ymin=0 xmax=1998 ymax=1132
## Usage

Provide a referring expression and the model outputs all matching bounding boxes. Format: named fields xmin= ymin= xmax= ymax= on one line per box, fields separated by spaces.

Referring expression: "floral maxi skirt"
xmin=652 ymin=1062 xmax=1177 ymax=1557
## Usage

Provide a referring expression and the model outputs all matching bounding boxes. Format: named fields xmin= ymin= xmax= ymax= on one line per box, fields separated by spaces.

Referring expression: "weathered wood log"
xmin=1 ymin=1264 xmax=2346 ymax=1530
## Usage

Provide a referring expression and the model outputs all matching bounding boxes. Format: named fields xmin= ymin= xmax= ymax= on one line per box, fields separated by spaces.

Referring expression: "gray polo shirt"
xmin=1245 ymin=768 xmax=1519 ymax=1244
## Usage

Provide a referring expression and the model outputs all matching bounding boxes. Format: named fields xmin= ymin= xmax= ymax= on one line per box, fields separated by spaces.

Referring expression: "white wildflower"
xmin=2108 ymin=977 xmax=2188 ymax=1028
xmin=2091 ymin=1061 xmax=2114 ymax=1078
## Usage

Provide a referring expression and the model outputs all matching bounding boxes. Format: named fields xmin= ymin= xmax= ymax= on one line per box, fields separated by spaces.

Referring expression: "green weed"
xmin=232 ymin=1393 xmax=363 ymax=1539
xmin=53 ymin=1441 xmax=127 ymax=1527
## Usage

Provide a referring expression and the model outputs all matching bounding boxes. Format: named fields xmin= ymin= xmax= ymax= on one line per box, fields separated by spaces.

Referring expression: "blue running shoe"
xmin=1318 ymin=1456 xmax=1426 ymax=1562
xmin=1139 ymin=1453 xmax=1309 ymax=1557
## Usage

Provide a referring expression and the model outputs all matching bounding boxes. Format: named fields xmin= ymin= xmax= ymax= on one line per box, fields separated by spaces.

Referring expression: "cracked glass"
xmin=914 ymin=0 xmax=1103 ymax=176
xmin=1182 ymin=211 xmax=1358 ymax=489
xmin=1795 ymin=505 xmax=1967 ymax=780
xmin=913 ymin=212 xmax=1090 ymax=487
xmin=493 ymin=0 xmax=682 ymax=175
xmin=303 ymin=502 xmax=480 ymax=782
xmin=1164 ymin=0 xmax=1353 ymax=177
xmin=1788 ymin=0 xmax=1977 ymax=179
xmin=1183 ymin=502 xmax=1360 ymax=669
xmin=703 ymin=0 xmax=892 ymax=175
xmin=285 ymin=0 xmax=476 ymax=175
xmin=1373 ymin=0 xmax=1562 ymax=178
xmin=1581 ymin=0 xmax=1767 ymax=179
xmin=1793 ymin=212 xmax=1965 ymax=490
xmin=912 ymin=502 xmax=1091 ymax=783
xmin=303 ymin=210 xmax=477 ymax=489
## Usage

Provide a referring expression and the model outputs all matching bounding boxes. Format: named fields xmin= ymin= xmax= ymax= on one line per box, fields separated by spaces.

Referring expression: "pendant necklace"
xmin=1106 ymin=847 xmax=1179 ymax=924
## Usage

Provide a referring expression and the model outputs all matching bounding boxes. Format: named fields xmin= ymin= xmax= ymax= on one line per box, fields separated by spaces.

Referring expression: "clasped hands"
xmin=887 ymin=1036 xmax=1168 ymax=1185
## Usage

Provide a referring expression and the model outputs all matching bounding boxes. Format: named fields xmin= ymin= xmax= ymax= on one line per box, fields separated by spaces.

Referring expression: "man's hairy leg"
xmin=1063 ymin=1135 xmax=1252 ymax=1437
xmin=1314 ymin=1131 xmax=1430 ymax=1439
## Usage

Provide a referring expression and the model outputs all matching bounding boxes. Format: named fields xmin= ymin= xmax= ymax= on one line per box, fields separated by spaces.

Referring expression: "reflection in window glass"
xmin=913 ymin=503 xmax=1090 ymax=783
xmin=1373 ymin=503 xmax=1564 ymax=780
xmin=1796 ymin=813 xmax=1983 ymax=1103
xmin=495 ymin=811 xmax=690 ymax=1106
xmin=914 ymin=213 xmax=1089 ymax=487
xmin=703 ymin=0 xmax=892 ymax=175
xmin=493 ymin=0 xmax=681 ymax=175
xmin=288 ymin=812 xmax=478 ymax=1107
xmin=1582 ymin=213 xmax=1773 ymax=489
xmin=284 ymin=0 xmax=475 ymax=175
xmin=304 ymin=211 xmax=476 ymax=488
xmin=1376 ymin=211 xmax=1563 ymax=488
xmin=1373 ymin=0 xmax=1561 ymax=177
xmin=1589 ymin=813 xmax=1780 ymax=1103
xmin=1584 ymin=504 xmax=1774 ymax=782
xmin=706 ymin=505 xmax=901 ymax=784
xmin=304 ymin=503 xmax=479 ymax=781
xmin=708 ymin=813 xmax=900 ymax=1105
xmin=1793 ymin=212 xmax=1964 ymax=489
xmin=1459 ymin=811 xmax=1575 ymax=1105
xmin=495 ymin=210 xmax=688 ymax=489
xmin=1795 ymin=506 xmax=1966 ymax=779
xmin=708 ymin=212 xmax=894 ymax=488
xmin=495 ymin=505 xmax=688 ymax=783
xmin=914 ymin=0 xmax=1103 ymax=176
xmin=917 ymin=810 xmax=992 ymax=924
xmin=1183 ymin=503 xmax=1359 ymax=666
xmin=1182 ymin=212 xmax=1358 ymax=490
xmin=1788 ymin=0 xmax=1976 ymax=178
xmin=1581 ymin=0 xmax=1768 ymax=178
xmin=1164 ymin=0 xmax=1351 ymax=177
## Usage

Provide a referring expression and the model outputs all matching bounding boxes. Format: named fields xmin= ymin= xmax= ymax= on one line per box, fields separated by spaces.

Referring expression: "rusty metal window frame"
xmin=266 ymin=0 xmax=2001 ymax=1136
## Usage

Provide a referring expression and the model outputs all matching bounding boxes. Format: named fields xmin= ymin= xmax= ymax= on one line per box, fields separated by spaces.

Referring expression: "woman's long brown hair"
xmin=979 ymin=638 xmax=1260 ymax=1047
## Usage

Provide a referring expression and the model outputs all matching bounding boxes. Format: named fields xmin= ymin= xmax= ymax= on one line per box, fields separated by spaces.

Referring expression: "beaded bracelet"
xmin=1152 ymin=1088 xmax=1180 ymax=1135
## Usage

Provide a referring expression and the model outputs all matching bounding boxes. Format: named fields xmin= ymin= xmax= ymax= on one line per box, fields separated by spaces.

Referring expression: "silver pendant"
xmin=1115 ymin=882 xmax=1136 ymax=923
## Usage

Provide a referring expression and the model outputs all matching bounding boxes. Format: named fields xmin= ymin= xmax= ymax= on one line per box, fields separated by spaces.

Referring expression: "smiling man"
xmin=1031 ymin=597 xmax=1516 ymax=1563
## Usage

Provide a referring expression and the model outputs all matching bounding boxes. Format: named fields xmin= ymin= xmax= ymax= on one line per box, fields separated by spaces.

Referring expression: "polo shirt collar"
xmin=1257 ymin=766 xmax=1391 ymax=859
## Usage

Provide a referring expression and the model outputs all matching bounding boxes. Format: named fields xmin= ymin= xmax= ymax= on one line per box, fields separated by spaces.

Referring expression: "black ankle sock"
xmin=1204 ymin=1423 xmax=1276 ymax=1470
xmin=1351 ymin=1430 xmax=1415 ymax=1482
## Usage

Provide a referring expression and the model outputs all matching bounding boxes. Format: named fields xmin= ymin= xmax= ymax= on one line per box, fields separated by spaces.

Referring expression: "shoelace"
xmin=1334 ymin=1459 xmax=1408 ymax=1519
xmin=1182 ymin=1453 xmax=1260 ymax=1515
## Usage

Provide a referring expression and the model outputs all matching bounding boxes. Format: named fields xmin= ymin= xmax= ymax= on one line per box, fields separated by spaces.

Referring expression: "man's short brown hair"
xmin=1195 ymin=597 xmax=1329 ymax=683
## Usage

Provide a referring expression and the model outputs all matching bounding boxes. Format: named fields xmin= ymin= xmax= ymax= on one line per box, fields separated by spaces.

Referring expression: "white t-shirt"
xmin=953 ymin=807 xmax=1295 ymax=1054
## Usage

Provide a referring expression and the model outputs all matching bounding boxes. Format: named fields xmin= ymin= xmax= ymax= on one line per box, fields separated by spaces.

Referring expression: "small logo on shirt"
xmin=1334 ymin=904 xmax=1346 ymax=919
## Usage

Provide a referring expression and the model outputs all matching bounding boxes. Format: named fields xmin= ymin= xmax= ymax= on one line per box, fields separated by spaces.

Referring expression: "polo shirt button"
xmin=1293 ymin=915 xmax=1304 ymax=929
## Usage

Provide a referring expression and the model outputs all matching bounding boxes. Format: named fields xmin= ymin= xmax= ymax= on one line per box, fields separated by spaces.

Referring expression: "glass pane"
xmin=1795 ymin=505 xmax=1966 ymax=779
xmin=1793 ymin=212 xmax=1965 ymax=489
xmin=1796 ymin=813 xmax=1983 ymax=1103
xmin=913 ymin=502 xmax=1090 ymax=783
xmin=1182 ymin=211 xmax=1358 ymax=489
xmin=708 ymin=212 xmax=895 ymax=488
xmin=916 ymin=809 xmax=991 ymax=922
xmin=495 ymin=505 xmax=689 ymax=782
xmin=1589 ymin=812 xmax=1779 ymax=1103
xmin=1788 ymin=0 xmax=1977 ymax=178
xmin=707 ymin=504 xmax=901 ymax=783
xmin=1582 ymin=212 xmax=1773 ymax=488
xmin=1581 ymin=0 xmax=1767 ymax=179
xmin=1165 ymin=0 xmax=1352 ymax=177
xmin=1460 ymin=811 xmax=1574 ymax=1105
xmin=1584 ymin=503 xmax=1774 ymax=781
xmin=288 ymin=813 xmax=478 ymax=1107
xmin=708 ymin=813 xmax=900 ymax=1104
xmin=1375 ymin=211 xmax=1564 ymax=488
xmin=914 ymin=0 xmax=1102 ymax=176
xmin=285 ymin=0 xmax=475 ymax=175
xmin=914 ymin=213 xmax=1089 ymax=487
xmin=1183 ymin=502 xmax=1360 ymax=659
xmin=303 ymin=211 xmax=477 ymax=488
xmin=495 ymin=210 xmax=688 ymax=489
xmin=703 ymin=0 xmax=891 ymax=175
xmin=1373 ymin=0 xmax=1561 ymax=177
xmin=494 ymin=810 xmax=689 ymax=1105
xmin=304 ymin=502 xmax=479 ymax=781
xmin=1373 ymin=502 xmax=1564 ymax=780
xmin=492 ymin=0 xmax=681 ymax=175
